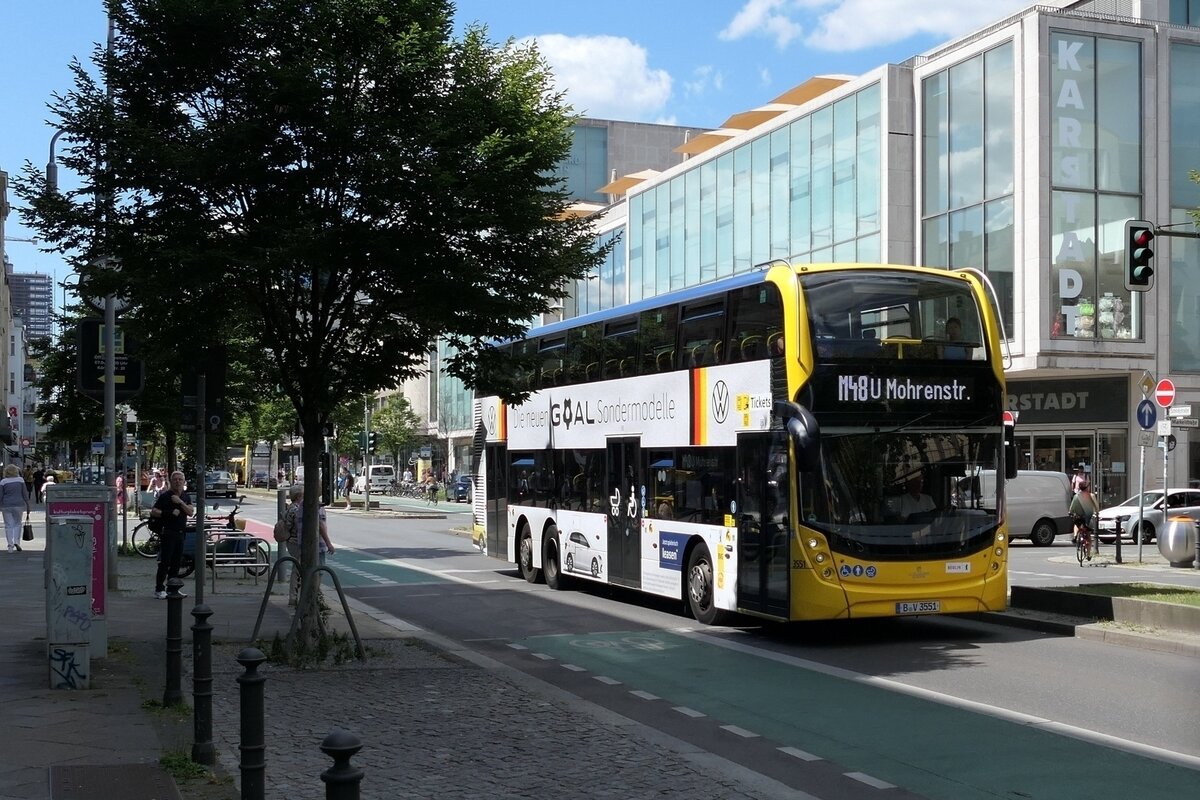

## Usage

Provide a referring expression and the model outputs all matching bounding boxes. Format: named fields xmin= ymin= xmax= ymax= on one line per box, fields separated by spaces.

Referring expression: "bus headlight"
xmin=814 ymin=553 xmax=825 ymax=563
xmin=807 ymin=538 xmax=819 ymax=549
xmin=822 ymin=567 xmax=833 ymax=578
xmin=995 ymin=547 xmax=1004 ymax=557
xmin=996 ymin=532 xmax=1005 ymax=542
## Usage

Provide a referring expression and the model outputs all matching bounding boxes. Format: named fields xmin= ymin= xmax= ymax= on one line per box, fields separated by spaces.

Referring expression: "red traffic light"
xmin=1131 ymin=227 xmax=1154 ymax=248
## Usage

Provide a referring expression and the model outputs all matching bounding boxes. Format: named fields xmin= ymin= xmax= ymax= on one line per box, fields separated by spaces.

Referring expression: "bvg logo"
xmin=711 ymin=380 xmax=730 ymax=424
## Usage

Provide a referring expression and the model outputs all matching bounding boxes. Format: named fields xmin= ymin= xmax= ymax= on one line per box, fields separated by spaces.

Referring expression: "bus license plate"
xmin=896 ymin=601 xmax=940 ymax=615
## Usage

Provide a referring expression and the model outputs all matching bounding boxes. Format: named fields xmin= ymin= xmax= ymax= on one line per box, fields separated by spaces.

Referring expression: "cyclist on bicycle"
xmin=1069 ymin=481 xmax=1097 ymax=543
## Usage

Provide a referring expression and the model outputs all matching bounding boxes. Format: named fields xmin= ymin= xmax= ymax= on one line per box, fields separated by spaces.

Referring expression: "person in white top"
xmin=0 ymin=464 xmax=32 ymax=552
xmin=893 ymin=473 xmax=936 ymax=521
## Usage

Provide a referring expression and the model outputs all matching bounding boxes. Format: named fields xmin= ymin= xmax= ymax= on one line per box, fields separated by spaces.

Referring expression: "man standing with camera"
xmin=151 ymin=470 xmax=194 ymax=599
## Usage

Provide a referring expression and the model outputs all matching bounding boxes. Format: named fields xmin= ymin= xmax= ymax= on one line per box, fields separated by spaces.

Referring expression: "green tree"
xmin=15 ymin=0 xmax=603 ymax=655
xmin=373 ymin=394 xmax=423 ymax=469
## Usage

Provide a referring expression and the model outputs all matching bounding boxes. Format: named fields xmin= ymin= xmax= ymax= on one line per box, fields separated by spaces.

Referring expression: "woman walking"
xmin=1 ymin=464 xmax=32 ymax=552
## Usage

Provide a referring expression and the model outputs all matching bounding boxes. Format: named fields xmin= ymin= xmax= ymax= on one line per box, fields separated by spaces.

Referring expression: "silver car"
xmin=1095 ymin=488 xmax=1200 ymax=544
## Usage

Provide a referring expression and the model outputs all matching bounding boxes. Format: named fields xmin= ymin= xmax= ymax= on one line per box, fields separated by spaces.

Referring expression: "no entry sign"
xmin=1155 ymin=378 xmax=1176 ymax=408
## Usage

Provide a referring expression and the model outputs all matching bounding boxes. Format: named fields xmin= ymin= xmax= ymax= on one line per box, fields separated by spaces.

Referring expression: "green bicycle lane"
xmin=519 ymin=629 xmax=1197 ymax=800
xmin=322 ymin=547 xmax=454 ymax=588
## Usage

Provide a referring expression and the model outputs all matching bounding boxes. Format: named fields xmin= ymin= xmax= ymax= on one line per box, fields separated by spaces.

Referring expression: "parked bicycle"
xmin=131 ymin=495 xmax=247 ymax=558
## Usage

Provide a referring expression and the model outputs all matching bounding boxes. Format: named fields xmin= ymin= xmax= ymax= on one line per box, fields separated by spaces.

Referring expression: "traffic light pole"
xmin=363 ymin=403 xmax=371 ymax=515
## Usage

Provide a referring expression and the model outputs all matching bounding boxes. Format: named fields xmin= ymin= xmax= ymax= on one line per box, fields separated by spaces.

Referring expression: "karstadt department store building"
xmin=530 ymin=0 xmax=1200 ymax=508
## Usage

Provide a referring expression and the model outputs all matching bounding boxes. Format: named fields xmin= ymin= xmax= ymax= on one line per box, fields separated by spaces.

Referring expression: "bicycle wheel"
xmin=1084 ymin=531 xmax=1093 ymax=561
xmin=245 ymin=541 xmax=270 ymax=577
xmin=131 ymin=522 xmax=161 ymax=558
xmin=1076 ymin=534 xmax=1085 ymax=566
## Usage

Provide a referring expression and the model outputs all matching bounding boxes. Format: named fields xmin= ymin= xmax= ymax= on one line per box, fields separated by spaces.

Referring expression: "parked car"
xmin=250 ymin=470 xmax=278 ymax=489
xmin=449 ymin=475 xmax=472 ymax=502
xmin=1096 ymin=488 xmax=1200 ymax=544
xmin=205 ymin=470 xmax=238 ymax=498
xmin=354 ymin=464 xmax=396 ymax=493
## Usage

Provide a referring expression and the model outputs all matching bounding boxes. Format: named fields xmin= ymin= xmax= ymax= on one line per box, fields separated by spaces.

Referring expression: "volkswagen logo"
xmin=712 ymin=380 xmax=730 ymax=424
xmin=486 ymin=405 xmax=497 ymax=435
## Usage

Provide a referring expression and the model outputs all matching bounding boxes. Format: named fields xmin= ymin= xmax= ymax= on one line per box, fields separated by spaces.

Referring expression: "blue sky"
xmin=1 ymin=0 xmax=1031 ymax=306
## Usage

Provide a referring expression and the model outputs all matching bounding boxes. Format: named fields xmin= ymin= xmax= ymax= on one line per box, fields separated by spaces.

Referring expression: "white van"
xmin=354 ymin=464 xmax=396 ymax=493
xmin=973 ymin=470 xmax=1072 ymax=546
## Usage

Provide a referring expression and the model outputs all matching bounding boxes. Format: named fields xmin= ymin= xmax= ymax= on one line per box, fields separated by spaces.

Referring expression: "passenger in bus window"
xmin=943 ymin=317 xmax=969 ymax=359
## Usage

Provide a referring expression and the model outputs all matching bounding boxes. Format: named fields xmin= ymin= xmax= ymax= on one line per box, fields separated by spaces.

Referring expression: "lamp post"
xmin=46 ymin=16 xmax=121 ymax=591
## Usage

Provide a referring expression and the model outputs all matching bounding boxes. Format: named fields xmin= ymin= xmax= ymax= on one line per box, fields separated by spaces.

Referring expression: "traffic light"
xmin=1124 ymin=220 xmax=1155 ymax=291
xmin=367 ymin=431 xmax=379 ymax=455
xmin=357 ymin=431 xmax=368 ymax=451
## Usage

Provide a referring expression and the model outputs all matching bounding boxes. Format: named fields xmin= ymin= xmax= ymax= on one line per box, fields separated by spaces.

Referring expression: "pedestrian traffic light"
xmin=367 ymin=431 xmax=378 ymax=455
xmin=1124 ymin=220 xmax=1155 ymax=291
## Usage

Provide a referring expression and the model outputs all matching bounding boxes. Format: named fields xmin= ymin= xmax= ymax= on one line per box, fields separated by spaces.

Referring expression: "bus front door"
xmin=737 ymin=431 xmax=790 ymax=618
xmin=606 ymin=438 xmax=642 ymax=589
xmin=485 ymin=443 xmax=507 ymax=559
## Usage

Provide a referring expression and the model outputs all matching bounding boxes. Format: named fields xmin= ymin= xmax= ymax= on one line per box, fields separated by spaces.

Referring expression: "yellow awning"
xmin=771 ymin=75 xmax=854 ymax=107
xmin=721 ymin=104 xmax=796 ymax=130
xmin=597 ymin=169 xmax=661 ymax=196
xmin=673 ymin=129 xmax=741 ymax=155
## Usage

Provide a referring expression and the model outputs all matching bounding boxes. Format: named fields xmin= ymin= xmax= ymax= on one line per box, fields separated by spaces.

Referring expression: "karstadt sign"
xmin=1006 ymin=377 xmax=1127 ymax=424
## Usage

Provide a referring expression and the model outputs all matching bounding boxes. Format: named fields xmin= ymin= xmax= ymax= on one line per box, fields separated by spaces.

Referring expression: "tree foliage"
xmin=373 ymin=394 xmax=423 ymax=468
xmin=14 ymin=0 xmax=603 ymax=654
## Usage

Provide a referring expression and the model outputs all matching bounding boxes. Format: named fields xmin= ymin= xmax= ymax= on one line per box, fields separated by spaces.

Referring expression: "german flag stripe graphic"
xmin=692 ymin=369 xmax=706 ymax=445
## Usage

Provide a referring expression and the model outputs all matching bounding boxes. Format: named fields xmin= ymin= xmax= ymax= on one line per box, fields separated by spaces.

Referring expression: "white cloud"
xmin=720 ymin=0 xmax=806 ymax=49
xmin=684 ymin=64 xmax=726 ymax=98
xmin=524 ymin=34 xmax=671 ymax=120
xmin=803 ymin=0 xmax=1032 ymax=52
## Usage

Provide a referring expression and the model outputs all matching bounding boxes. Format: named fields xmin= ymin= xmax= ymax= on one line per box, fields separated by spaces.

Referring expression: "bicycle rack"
xmin=250 ymin=555 xmax=365 ymax=660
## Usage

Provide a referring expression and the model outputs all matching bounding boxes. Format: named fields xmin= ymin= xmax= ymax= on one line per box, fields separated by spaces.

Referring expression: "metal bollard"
xmin=237 ymin=648 xmax=267 ymax=800
xmin=320 ymin=729 xmax=364 ymax=800
xmin=191 ymin=603 xmax=216 ymax=765
xmin=163 ymin=578 xmax=185 ymax=706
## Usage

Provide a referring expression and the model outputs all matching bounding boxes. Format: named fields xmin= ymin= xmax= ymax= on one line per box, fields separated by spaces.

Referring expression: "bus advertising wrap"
xmin=505 ymin=361 xmax=772 ymax=450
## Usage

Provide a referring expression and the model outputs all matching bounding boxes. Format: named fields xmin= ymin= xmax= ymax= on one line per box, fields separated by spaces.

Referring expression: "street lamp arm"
xmin=47 ymin=128 xmax=65 ymax=192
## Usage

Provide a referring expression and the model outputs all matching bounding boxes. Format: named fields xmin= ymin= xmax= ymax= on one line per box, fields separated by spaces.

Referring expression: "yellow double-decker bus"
xmin=473 ymin=262 xmax=1013 ymax=624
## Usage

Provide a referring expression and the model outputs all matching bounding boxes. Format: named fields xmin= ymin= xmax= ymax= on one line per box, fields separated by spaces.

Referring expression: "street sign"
xmin=76 ymin=319 xmax=144 ymax=402
xmin=1136 ymin=398 xmax=1157 ymax=430
xmin=1138 ymin=430 xmax=1155 ymax=448
xmin=1154 ymin=378 xmax=1176 ymax=408
xmin=20 ymin=437 xmax=31 ymax=448
xmin=91 ymin=441 xmax=105 ymax=454
xmin=1166 ymin=434 xmax=1178 ymax=452
xmin=1140 ymin=370 xmax=1155 ymax=397
xmin=1169 ymin=404 xmax=1192 ymax=417
xmin=1157 ymin=419 xmax=1171 ymax=436
xmin=1172 ymin=417 xmax=1200 ymax=429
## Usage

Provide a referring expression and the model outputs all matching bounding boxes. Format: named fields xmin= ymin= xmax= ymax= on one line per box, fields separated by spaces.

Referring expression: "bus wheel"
xmin=543 ymin=527 xmax=567 ymax=591
xmin=686 ymin=544 xmax=730 ymax=626
xmin=1030 ymin=520 xmax=1057 ymax=547
xmin=518 ymin=522 xmax=541 ymax=584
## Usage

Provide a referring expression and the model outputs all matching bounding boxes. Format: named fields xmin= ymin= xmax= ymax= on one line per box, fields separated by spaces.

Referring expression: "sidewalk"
xmin=0 ymin=510 xmax=795 ymax=800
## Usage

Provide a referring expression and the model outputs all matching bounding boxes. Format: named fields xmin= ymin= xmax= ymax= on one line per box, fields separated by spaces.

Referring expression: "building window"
xmin=1048 ymin=33 xmax=1143 ymax=341
xmin=1169 ymin=43 xmax=1200 ymax=372
xmin=1170 ymin=0 xmax=1200 ymax=25
xmin=921 ymin=42 xmax=1014 ymax=326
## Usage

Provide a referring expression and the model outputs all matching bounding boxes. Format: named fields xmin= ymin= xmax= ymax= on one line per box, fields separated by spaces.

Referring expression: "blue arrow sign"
xmin=1137 ymin=398 xmax=1157 ymax=430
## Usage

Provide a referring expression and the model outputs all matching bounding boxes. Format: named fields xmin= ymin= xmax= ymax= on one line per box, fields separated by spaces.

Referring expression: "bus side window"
xmin=727 ymin=284 xmax=782 ymax=363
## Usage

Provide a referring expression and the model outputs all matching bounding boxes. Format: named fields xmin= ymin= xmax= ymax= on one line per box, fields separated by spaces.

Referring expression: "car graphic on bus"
xmin=563 ymin=531 xmax=604 ymax=578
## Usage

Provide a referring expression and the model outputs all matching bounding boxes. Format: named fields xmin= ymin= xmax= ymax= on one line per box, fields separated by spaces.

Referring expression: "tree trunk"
xmin=287 ymin=408 xmax=327 ymax=656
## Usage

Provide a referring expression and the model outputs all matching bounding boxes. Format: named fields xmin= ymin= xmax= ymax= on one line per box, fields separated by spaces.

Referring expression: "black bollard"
xmin=191 ymin=602 xmax=215 ymax=765
xmin=237 ymin=648 xmax=268 ymax=800
xmin=320 ymin=729 xmax=364 ymax=800
xmin=163 ymin=578 xmax=185 ymax=706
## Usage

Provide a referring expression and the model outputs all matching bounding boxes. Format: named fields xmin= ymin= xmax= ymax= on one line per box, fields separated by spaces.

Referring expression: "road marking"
xmin=721 ymin=724 xmax=759 ymax=738
xmin=778 ymin=746 xmax=822 ymax=762
xmin=594 ymin=676 xmax=621 ymax=685
xmin=562 ymin=663 xmax=586 ymax=672
xmin=630 ymin=690 xmax=659 ymax=701
xmin=507 ymin=643 xmax=528 ymax=651
xmin=681 ymin=629 xmax=1200 ymax=772
xmin=672 ymin=706 xmax=706 ymax=718
xmin=532 ymin=652 xmax=553 ymax=660
xmin=845 ymin=772 xmax=896 ymax=790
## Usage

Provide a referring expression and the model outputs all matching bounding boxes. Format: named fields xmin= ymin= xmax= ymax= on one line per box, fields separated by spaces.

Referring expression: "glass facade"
xmin=624 ymin=84 xmax=881 ymax=292
xmin=921 ymin=42 xmax=1015 ymax=326
xmin=1048 ymin=33 xmax=1143 ymax=341
xmin=561 ymin=125 xmax=610 ymax=203
xmin=569 ymin=226 xmax=627 ymax=318
xmin=1171 ymin=0 xmax=1200 ymax=26
xmin=1169 ymin=43 xmax=1200 ymax=372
